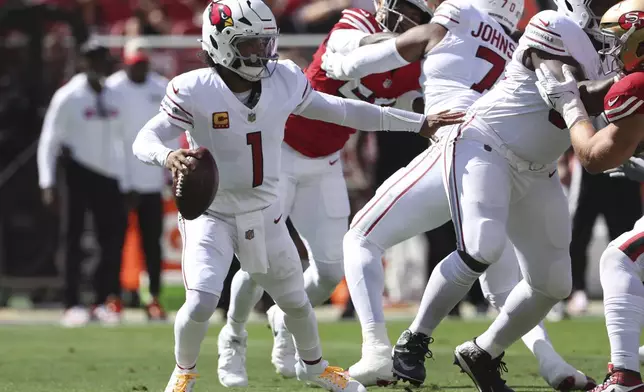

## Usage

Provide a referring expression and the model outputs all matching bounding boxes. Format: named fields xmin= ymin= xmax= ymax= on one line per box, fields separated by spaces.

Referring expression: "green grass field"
xmin=0 ymin=319 xmax=617 ymax=392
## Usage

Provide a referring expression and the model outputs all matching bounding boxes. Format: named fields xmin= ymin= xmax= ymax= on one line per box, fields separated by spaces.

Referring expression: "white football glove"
xmin=605 ymin=156 xmax=644 ymax=182
xmin=321 ymin=50 xmax=353 ymax=81
xmin=535 ymin=63 xmax=589 ymax=129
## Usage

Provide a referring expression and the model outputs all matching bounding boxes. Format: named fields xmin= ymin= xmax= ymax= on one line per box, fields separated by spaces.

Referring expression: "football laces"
xmin=175 ymin=172 xmax=184 ymax=198
xmin=174 ymin=156 xmax=195 ymax=198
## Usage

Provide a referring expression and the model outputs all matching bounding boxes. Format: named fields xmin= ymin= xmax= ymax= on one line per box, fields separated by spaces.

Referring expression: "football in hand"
xmin=172 ymin=147 xmax=218 ymax=220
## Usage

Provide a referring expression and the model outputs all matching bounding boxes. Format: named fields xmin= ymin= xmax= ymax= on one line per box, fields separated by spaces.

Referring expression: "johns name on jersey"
xmin=471 ymin=21 xmax=516 ymax=59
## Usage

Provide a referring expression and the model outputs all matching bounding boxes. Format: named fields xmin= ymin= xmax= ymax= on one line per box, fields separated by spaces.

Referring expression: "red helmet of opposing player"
xmin=374 ymin=0 xmax=432 ymax=33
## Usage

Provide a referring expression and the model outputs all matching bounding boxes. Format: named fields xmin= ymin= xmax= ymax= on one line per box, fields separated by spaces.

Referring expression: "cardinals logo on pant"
xmin=210 ymin=2 xmax=233 ymax=31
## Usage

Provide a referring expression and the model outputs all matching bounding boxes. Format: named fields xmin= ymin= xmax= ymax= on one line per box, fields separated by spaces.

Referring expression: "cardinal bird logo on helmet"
xmin=210 ymin=2 xmax=233 ymax=32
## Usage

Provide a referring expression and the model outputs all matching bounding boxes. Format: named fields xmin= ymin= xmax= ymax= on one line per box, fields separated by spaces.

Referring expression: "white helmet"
xmin=373 ymin=0 xmax=432 ymax=33
xmin=200 ymin=0 xmax=279 ymax=81
xmin=552 ymin=0 xmax=615 ymax=42
xmin=472 ymin=0 xmax=525 ymax=33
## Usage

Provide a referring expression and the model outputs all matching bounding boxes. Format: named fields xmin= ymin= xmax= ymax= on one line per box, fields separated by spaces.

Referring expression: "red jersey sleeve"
xmin=604 ymin=72 xmax=644 ymax=123
xmin=333 ymin=8 xmax=381 ymax=34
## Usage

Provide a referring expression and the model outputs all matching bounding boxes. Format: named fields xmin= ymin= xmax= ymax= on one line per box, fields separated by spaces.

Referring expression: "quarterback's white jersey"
xmin=422 ymin=0 xmax=516 ymax=116
xmin=160 ymin=60 xmax=312 ymax=215
xmin=470 ymin=10 xmax=603 ymax=165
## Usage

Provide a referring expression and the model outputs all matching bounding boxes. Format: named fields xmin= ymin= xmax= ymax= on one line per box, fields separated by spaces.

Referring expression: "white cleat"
xmin=567 ymin=290 xmax=589 ymax=317
xmin=540 ymin=360 xmax=596 ymax=391
xmin=347 ymin=345 xmax=396 ymax=386
xmin=164 ymin=365 xmax=198 ymax=392
xmin=296 ymin=359 xmax=367 ymax=392
xmin=267 ymin=304 xmax=297 ymax=378
xmin=547 ymin=301 xmax=566 ymax=322
xmin=60 ymin=306 xmax=90 ymax=328
xmin=639 ymin=346 xmax=644 ymax=364
xmin=217 ymin=324 xmax=249 ymax=387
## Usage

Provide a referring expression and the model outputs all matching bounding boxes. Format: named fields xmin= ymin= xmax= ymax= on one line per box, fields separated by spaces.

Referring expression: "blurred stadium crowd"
xmin=0 ymin=0 xmax=642 ymax=325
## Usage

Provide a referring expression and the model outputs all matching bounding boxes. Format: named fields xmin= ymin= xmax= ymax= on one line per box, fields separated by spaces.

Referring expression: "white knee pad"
xmin=185 ymin=290 xmax=219 ymax=322
xmin=528 ymin=259 xmax=572 ymax=301
xmin=273 ymin=289 xmax=310 ymax=318
xmin=463 ymin=221 xmax=507 ymax=265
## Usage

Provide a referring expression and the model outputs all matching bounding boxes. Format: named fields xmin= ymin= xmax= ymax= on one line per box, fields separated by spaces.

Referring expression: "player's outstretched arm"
xmin=133 ymin=112 xmax=191 ymax=170
xmin=321 ymin=23 xmax=447 ymax=80
xmin=293 ymin=89 xmax=464 ymax=138
xmin=358 ymin=32 xmax=397 ymax=47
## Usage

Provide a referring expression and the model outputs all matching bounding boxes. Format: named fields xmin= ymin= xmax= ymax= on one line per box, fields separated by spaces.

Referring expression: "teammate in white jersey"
xmin=422 ymin=2 xmax=612 ymax=391
xmin=321 ymin=0 xmax=599 ymax=390
xmin=217 ymin=0 xmax=431 ymax=388
xmin=131 ymin=1 xmax=461 ymax=391
xmin=535 ymin=1 xmax=644 ymax=390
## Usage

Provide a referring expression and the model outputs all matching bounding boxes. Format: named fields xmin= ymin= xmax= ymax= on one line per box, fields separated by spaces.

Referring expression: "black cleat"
xmin=392 ymin=329 xmax=434 ymax=386
xmin=453 ymin=340 xmax=514 ymax=392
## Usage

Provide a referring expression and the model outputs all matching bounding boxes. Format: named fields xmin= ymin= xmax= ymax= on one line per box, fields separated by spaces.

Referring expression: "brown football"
xmin=172 ymin=147 xmax=218 ymax=220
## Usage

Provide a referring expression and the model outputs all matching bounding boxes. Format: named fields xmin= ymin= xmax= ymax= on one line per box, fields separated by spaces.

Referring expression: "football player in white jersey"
xmin=535 ymin=1 xmax=644 ymax=390
xmin=424 ymin=1 xmax=614 ymax=391
xmin=216 ymin=0 xmax=432 ymax=388
xmin=322 ymin=0 xmax=616 ymax=390
xmin=322 ymin=0 xmax=596 ymax=390
xmin=131 ymin=1 xmax=462 ymax=391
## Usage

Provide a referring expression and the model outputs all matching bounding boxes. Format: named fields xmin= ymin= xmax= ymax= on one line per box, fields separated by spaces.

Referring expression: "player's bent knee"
xmin=546 ymin=276 xmax=572 ymax=301
xmin=464 ymin=224 xmax=506 ymax=266
xmin=529 ymin=268 xmax=572 ymax=301
xmin=484 ymin=290 xmax=510 ymax=311
xmin=343 ymin=229 xmax=381 ymax=259
xmin=273 ymin=289 xmax=310 ymax=318
xmin=316 ymin=260 xmax=345 ymax=287
xmin=599 ymin=245 xmax=642 ymax=291
xmin=185 ymin=289 xmax=219 ymax=322
xmin=343 ymin=228 xmax=361 ymax=248
xmin=600 ymin=246 xmax=629 ymax=279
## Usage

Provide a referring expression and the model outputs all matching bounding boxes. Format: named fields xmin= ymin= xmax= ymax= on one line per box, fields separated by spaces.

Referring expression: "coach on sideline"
xmin=37 ymin=41 xmax=130 ymax=327
xmin=106 ymin=39 xmax=172 ymax=321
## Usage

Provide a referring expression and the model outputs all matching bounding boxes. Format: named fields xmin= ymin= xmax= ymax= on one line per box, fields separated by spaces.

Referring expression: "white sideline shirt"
xmin=106 ymin=70 xmax=171 ymax=193
xmin=37 ymin=73 xmax=131 ymax=189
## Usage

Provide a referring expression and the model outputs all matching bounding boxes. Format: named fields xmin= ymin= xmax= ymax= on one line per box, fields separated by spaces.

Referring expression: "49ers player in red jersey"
xmin=216 ymin=0 xmax=433 ymax=388
xmin=536 ymin=1 xmax=644 ymax=391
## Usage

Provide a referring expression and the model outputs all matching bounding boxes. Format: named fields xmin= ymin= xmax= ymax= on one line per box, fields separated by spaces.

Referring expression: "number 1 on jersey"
xmin=246 ymin=131 xmax=264 ymax=187
xmin=470 ymin=46 xmax=506 ymax=94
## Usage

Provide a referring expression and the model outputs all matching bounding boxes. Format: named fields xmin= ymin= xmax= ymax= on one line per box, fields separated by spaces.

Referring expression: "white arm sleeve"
xmin=335 ymin=38 xmax=410 ymax=79
xmin=326 ymin=29 xmax=369 ymax=54
xmin=295 ymin=90 xmax=425 ymax=132
xmin=37 ymin=90 xmax=68 ymax=188
xmin=133 ymin=112 xmax=186 ymax=167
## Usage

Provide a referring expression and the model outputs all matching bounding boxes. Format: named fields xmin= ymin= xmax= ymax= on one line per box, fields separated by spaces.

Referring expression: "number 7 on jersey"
xmin=470 ymin=46 xmax=506 ymax=94
xmin=246 ymin=131 xmax=264 ymax=187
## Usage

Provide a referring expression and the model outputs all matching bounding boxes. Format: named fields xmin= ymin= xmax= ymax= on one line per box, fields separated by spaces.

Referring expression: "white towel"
xmin=235 ymin=210 xmax=268 ymax=274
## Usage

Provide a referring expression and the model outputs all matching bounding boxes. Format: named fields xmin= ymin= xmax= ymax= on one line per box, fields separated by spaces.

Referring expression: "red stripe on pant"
xmin=362 ymin=151 xmax=441 ymax=237
xmin=351 ymin=149 xmax=433 ymax=230
xmin=619 ymin=231 xmax=644 ymax=262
